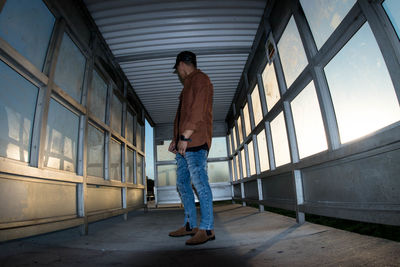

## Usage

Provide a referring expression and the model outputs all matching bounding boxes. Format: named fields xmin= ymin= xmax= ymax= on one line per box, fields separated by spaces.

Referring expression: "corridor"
xmin=1 ymin=204 xmax=399 ymax=266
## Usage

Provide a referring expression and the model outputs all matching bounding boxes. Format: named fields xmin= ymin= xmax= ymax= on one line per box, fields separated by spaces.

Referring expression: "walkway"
xmin=0 ymin=204 xmax=399 ymax=266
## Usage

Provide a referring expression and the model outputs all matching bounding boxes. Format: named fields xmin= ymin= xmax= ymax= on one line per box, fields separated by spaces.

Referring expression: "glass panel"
xmin=262 ymin=62 xmax=280 ymax=111
xmin=109 ymin=139 xmax=121 ymax=181
xmin=257 ymin=129 xmax=270 ymax=172
xmin=157 ymin=140 xmax=176 ymax=161
xmin=111 ymin=94 xmax=122 ymax=135
xmin=251 ymin=85 xmax=263 ymax=126
xmin=278 ymin=16 xmax=308 ymax=88
xmin=44 ymin=99 xmax=79 ymax=172
xmin=208 ymin=161 xmax=229 ymax=183
xmin=248 ymin=141 xmax=256 ymax=176
xmin=241 ymin=149 xmax=247 ymax=178
xmin=145 ymin=119 xmax=154 ymax=180
xmin=383 ymin=0 xmax=400 ymax=39
xmin=54 ymin=33 xmax=86 ymax=103
xmin=291 ymin=81 xmax=328 ymax=159
xmin=270 ymin=112 xmax=291 ymax=167
xmin=87 ymin=124 xmax=104 ymax=177
xmin=126 ymin=148 xmax=134 ymax=183
xmin=300 ymin=0 xmax=356 ymax=49
xmin=232 ymin=126 xmax=237 ymax=152
xmin=136 ymin=122 xmax=143 ymax=151
xmin=324 ymin=23 xmax=400 ymax=144
xmin=208 ymin=137 xmax=227 ymax=158
xmin=0 ymin=60 xmax=38 ymax=162
xmin=244 ymin=103 xmax=251 ymax=137
xmin=88 ymin=70 xmax=107 ymax=123
xmin=137 ymin=154 xmax=143 ymax=184
xmin=126 ymin=110 xmax=135 ymax=144
xmin=237 ymin=116 xmax=244 ymax=144
xmin=0 ymin=0 xmax=55 ymax=70
xmin=157 ymin=165 xmax=177 ymax=186
xmin=228 ymin=133 xmax=232 ymax=156
xmin=229 ymin=159 xmax=234 ymax=181
xmin=235 ymin=154 xmax=240 ymax=180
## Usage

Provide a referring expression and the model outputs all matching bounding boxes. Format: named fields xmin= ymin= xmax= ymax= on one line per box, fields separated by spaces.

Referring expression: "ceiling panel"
xmin=84 ymin=0 xmax=266 ymax=124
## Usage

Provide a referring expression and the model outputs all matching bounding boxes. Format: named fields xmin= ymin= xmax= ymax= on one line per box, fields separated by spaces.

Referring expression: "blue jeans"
xmin=176 ymin=150 xmax=214 ymax=230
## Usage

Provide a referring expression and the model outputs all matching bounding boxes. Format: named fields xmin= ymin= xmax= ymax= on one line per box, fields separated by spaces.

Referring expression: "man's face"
xmin=176 ymin=61 xmax=186 ymax=80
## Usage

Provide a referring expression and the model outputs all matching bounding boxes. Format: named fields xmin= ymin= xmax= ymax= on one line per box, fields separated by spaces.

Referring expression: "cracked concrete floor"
xmin=0 ymin=204 xmax=399 ymax=266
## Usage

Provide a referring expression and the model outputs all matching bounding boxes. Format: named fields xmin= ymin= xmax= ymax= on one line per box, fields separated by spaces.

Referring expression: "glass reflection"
xmin=248 ymin=141 xmax=256 ymax=175
xmin=244 ymin=103 xmax=251 ymax=137
xmin=208 ymin=162 xmax=229 ymax=183
xmin=241 ymin=149 xmax=247 ymax=178
xmin=126 ymin=110 xmax=135 ymax=144
xmin=0 ymin=60 xmax=38 ymax=162
xmin=87 ymin=124 xmax=104 ymax=177
xmin=233 ymin=155 xmax=238 ymax=181
xmin=262 ymin=62 xmax=280 ymax=111
xmin=110 ymin=139 xmax=121 ymax=181
xmin=88 ymin=70 xmax=107 ymax=122
xmin=208 ymin=137 xmax=227 ymax=158
xmin=251 ymin=85 xmax=263 ymax=126
xmin=136 ymin=123 xmax=143 ymax=151
xmin=137 ymin=154 xmax=143 ymax=184
xmin=111 ymin=94 xmax=122 ymax=135
xmin=278 ymin=16 xmax=308 ymax=88
xmin=291 ymin=81 xmax=328 ymax=158
xmin=257 ymin=129 xmax=270 ymax=172
xmin=228 ymin=133 xmax=232 ymax=156
xmin=300 ymin=0 xmax=356 ymax=49
xmin=383 ymin=0 xmax=400 ymax=39
xmin=157 ymin=140 xmax=176 ymax=161
xmin=157 ymin=165 xmax=177 ymax=186
xmin=237 ymin=116 xmax=244 ymax=144
xmin=270 ymin=112 xmax=291 ymax=167
xmin=324 ymin=23 xmax=400 ymax=144
xmin=44 ymin=99 xmax=79 ymax=172
xmin=126 ymin=148 xmax=134 ymax=183
xmin=0 ymin=0 xmax=55 ymax=70
xmin=232 ymin=126 xmax=237 ymax=151
xmin=54 ymin=33 xmax=86 ymax=103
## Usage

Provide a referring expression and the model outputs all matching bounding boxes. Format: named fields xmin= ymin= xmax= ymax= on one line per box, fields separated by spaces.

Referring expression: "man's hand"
xmin=177 ymin=140 xmax=188 ymax=156
xmin=168 ymin=141 xmax=177 ymax=154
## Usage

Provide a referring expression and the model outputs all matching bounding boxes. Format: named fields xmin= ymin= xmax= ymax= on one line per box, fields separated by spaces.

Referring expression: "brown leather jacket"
xmin=173 ymin=69 xmax=213 ymax=149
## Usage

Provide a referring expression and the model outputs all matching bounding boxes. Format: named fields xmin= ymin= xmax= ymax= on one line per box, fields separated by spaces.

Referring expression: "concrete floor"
xmin=0 ymin=204 xmax=399 ymax=266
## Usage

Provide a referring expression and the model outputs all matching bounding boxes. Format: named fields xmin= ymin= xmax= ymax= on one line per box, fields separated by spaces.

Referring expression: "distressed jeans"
xmin=176 ymin=150 xmax=214 ymax=230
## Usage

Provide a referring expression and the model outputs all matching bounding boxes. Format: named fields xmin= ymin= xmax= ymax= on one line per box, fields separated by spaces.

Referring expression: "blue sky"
xmin=145 ymin=120 xmax=154 ymax=180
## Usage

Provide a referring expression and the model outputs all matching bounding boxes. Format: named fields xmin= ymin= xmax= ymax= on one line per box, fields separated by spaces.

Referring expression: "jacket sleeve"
xmin=181 ymin=74 xmax=211 ymax=132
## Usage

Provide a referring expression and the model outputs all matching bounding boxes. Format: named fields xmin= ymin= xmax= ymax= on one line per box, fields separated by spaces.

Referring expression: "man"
xmin=167 ymin=51 xmax=214 ymax=245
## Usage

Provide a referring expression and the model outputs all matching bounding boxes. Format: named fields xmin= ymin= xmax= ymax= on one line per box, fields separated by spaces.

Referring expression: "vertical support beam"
xmin=252 ymin=134 xmax=264 ymax=212
xmin=78 ymin=30 xmax=96 ymax=236
xmin=122 ymin=81 xmax=128 ymax=219
xmin=122 ymin=187 xmax=128 ymax=221
xmin=133 ymin=115 xmax=138 ymax=184
xmin=312 ymin=67 xmax=341 ymax=150
xmin=283 ymin=101 xmax=299 ymax=164
xmin=33 ymin=18 xmax=66 ymax=168
xmin=153 ymin=128 xmax=158 ymax=208
xmin=293 ymin=170 xmax=305 ymax=224
xmin=265 ymin=121 xmax=276 ymax=171
xmin=104 ymin=81 xmax=113 ymax=181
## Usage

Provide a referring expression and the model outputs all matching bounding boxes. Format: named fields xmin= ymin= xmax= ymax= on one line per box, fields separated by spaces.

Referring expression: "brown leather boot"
xmin=185 ymin=229 xmax=215 ymax=245
xmin=169 ymin=223 xmax=198 ymax=237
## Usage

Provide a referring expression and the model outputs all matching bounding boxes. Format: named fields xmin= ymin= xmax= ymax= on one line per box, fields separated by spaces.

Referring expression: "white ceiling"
xmin=84 ymin=0 xmax=267 ymax=124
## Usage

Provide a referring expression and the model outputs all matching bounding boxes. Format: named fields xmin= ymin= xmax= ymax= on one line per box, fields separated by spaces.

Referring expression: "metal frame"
xmin=228 ymin=0 xmax=400 ymax=226
xmin=0 ymin=0 xmax=147 ymax=241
